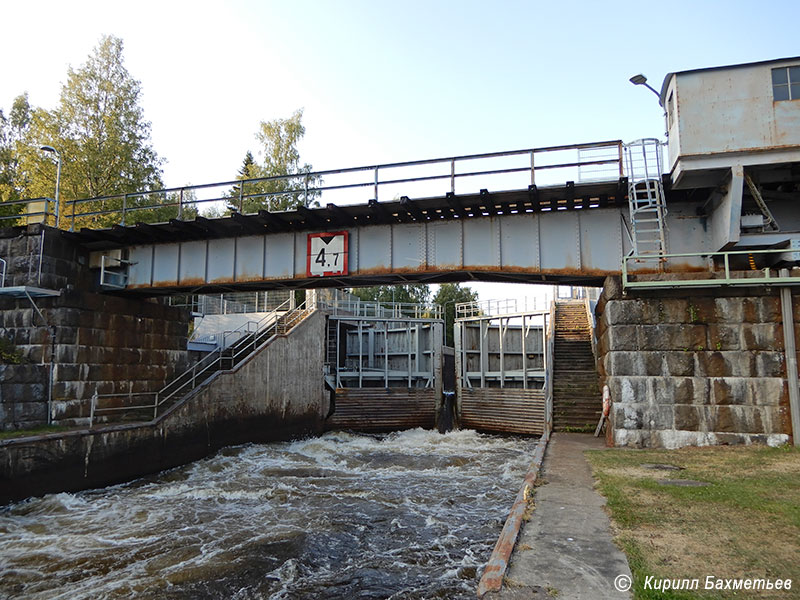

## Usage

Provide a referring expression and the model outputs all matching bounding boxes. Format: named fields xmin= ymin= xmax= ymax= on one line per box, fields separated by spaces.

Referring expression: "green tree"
xmin=0 ymin=94 xmax=32 ymax=223
xmin=226 ymin=109 xmax=319 ymax=214
xmin=350 ymin=284 xmax=432 ymax=305
xmin=16 ymin=35 xmax=164 ymax=228
xmin=433 ymin=283 xmax=479 ymax=347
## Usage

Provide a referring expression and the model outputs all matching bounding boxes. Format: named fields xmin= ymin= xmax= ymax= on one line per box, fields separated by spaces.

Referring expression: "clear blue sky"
xmin=2 ymin=0 xmax=799 ymax=301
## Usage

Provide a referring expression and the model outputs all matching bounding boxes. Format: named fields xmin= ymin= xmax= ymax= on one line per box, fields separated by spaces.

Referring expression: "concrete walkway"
xmin=491 ymin=433 xmax=633 ymax=599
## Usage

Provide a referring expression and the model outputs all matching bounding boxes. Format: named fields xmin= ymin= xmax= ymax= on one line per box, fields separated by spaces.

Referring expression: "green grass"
xmin=586 ymin=445 xmax=800 ymax=600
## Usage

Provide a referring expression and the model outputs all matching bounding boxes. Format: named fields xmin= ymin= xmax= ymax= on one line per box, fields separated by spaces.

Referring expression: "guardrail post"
xmin=121 ymin=194 xmax=127 ymax=226
xmin=70 ymin=200 xmax=77 ymax=231
xmin=178 ymin=188 xmax=184 ymax=220
xmin=530 ymin=150 xmax=535 ymax=185
xmin=153 ymin=392 xmax=159 ymax=420
xmin=374 ymin=166 xmax=379 ymax=201
xmin=450 ymin=159 xmax=456 ymax=193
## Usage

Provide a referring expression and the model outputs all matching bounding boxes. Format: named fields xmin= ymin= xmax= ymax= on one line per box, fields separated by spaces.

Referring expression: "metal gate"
xmin=454 ymin=300 xmax=553 ymax=436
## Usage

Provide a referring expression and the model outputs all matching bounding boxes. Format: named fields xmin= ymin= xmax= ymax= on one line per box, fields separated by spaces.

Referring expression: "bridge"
xmin=0 ymin=57 xmax=799 ymax=505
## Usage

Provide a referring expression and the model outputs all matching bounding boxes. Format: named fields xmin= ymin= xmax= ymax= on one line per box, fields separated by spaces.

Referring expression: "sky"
xmin=2 ymin=0 xmax=799 ymax=304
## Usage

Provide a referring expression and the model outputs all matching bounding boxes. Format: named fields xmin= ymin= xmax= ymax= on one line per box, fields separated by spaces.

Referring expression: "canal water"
xmin=0 ymin=428 xmax=536 ymax=599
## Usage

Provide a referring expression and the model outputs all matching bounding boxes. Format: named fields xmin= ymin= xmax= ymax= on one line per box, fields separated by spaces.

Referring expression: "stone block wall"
xmin=1 ymin=225 xmax=191 ymax=430
xmin=0 ymin=310 xmax=327 ymax=503
xmin=596 ymin=277 xmax=796 ymax=448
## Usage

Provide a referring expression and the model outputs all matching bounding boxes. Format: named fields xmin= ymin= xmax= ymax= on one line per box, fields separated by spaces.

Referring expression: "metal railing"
xmin=0 ymin=257 xmax=5 ymax=287
xmin=455 ymin=296 xmax=550 ymax=319
xmin=171 ymin=290 xmax=294 ymax=316
xmin=89 ymin=298 xmax=310 ymax=425
xmin=1 ymin=140 xmax=624 ymax=231
xmin=318 ymin=297 xmax=443 ymax=320
xmin=622 ymin=247 xmax=800 ymax=289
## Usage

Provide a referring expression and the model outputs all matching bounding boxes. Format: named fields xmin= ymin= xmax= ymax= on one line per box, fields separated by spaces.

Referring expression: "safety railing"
xmin=89 ymin=298 xmax=310 ymax=425
xmin=0 ymin=257 xmax=5 ymax=287
xmin=318 ymin=297 xmax=443 ymax=320
xmin=455 ymin=296 xmax=549 ymax=319
xmin=622 ymin=247 xmax=800 ymax=289
xmin=26 ymin=139 xmax=623 ymax=231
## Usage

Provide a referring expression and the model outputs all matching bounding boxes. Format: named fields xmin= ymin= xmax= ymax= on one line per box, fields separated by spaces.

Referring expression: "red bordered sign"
xmin=306 ymin=231 xmax=349 ymax=277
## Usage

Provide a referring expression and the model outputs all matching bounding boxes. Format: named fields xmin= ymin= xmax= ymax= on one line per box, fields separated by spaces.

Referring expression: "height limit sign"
xmin=306 ymin=231 xmax=349 ymax=277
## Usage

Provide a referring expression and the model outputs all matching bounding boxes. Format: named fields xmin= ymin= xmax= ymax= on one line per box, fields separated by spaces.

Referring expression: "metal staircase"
xmin=623 ymin=139 xmax=667 ymax=259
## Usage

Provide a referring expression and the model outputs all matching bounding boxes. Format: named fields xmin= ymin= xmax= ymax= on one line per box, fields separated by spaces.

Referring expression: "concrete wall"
xmin=0 ymin=310 xmax=328 ymax=504
xmin=596 ymin=277 xmax=796 ymax=448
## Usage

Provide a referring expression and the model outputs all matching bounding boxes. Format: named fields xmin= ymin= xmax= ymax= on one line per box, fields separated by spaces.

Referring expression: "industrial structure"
xmin=1 ymin=56 xmax=800 ymax=500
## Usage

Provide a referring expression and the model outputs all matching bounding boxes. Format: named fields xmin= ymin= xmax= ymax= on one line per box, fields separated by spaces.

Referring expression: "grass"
xmin=0 ymin=424 xmax=75 ymax=440
xmin=586 ymin=445 xmax=800 ymax=600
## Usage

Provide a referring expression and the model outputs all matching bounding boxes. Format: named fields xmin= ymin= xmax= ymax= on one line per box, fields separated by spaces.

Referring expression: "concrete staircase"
xmin=552 ymin=301 xmax=601 ymax=431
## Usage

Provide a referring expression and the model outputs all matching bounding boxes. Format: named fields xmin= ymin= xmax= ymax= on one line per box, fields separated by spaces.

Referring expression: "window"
xmin=772 ymin=66 xmax=800 ymax=101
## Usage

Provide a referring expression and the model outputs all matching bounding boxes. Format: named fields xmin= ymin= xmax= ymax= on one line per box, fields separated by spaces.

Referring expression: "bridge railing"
xmin=5 ymin=139 xmax=625 ymax=231
xmin=622 ymin=247 xmax=800 ymax=289
xmin=0 ymin=197 xmax=57 ymax=228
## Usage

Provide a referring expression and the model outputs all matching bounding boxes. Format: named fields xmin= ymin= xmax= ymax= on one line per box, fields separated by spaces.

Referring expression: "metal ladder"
xmin=623 ymin=139 xmax=667 ymax=258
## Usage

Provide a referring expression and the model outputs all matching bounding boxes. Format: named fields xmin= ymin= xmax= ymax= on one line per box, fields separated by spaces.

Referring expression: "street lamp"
xmin=629 ymin=74 xmax=662 ymax=104
xmin=40 ymin=145 xmax=61 ymax=228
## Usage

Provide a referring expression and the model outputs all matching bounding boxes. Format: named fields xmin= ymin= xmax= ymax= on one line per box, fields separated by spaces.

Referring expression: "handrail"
xmin=0 ymin=139 xmax=624 ymax=231
xmin=0 ymin=197 xmax=56 ymax=227
xmin=89 ymin=298 xmax=310 ymax=425
xmin=318 ymin=297 xmax=443 ymax=320
xmin=623 ymin=247 xmax=800 ymax=289
xmin=0 ymin=257 xmax=5 ymax=287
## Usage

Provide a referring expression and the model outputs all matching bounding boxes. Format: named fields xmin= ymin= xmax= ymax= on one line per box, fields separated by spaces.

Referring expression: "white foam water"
xmin=0 ymin=428 xmax=537 ymax=599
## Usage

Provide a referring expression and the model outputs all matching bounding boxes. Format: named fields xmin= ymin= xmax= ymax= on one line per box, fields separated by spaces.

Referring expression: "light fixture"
xmin=629 ymin=74 xmax=662 ymax=103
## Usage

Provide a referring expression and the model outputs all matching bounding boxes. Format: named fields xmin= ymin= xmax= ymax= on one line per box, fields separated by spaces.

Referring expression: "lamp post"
xmin=628 ymin=74 xmax=662 ymax=103
xmin=40 ymin=146 xmax=61 ymax=228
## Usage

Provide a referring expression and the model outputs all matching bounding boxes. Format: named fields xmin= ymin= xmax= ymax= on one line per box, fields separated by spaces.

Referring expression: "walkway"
xmin=493 ymin=433 xmax=632 ymax=599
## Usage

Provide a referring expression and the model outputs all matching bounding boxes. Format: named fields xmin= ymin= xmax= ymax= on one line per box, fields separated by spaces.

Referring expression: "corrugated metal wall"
xmin=325 ymin=388 xmax=437 ymax=432
xmin=459 ymin=388 xmax=545 ymax=436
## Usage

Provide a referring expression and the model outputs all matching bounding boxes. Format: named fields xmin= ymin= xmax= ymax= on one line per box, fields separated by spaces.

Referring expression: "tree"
xmin=433 ymin=283 xmax=479 ymax=347
xmin=350 ymin=284 xmax=431 ymax=305
xmin=16 ymin=35 xmax=164 ymax=228
xmin=0 ymin=94 xmax=32 ymax=222
xmin=226 ymin=109 xmax=319 ymax=214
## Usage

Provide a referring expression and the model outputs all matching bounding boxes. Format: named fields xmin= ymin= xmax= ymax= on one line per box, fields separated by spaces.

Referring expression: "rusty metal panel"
xmin=579 ymin=210 xmax=622 ymax=271
xmin=428 ymin=220 xmax=462 ymax=268
xmin=326 ymin=388 xmax=437 ymax=432
xmin=392 ymin=224 xmax=426 ymax=271
xmin=462 ymin=218 xmax=499 ymax=267
xmin=500 ymin=213 xmax=538 ymax=269
xmin=460 ymin=388 xmax=545 ymax=435
xmin=265 ymin=233 xmax=295 ymax=279
xmin=236 ymin=236 xmax=265 ymax=281
xmin=152 ymin=243 xmax=179 ymax=286
xmin=179 ymin=240 xmax=206 ymax=285
xmin=127 ymin=245 xmax=153 ymax=287
xmin=207 ymin=238 xmax=235 ymax=283
xmin=357 ymin=225 xmax=392 ymax=272
xmin=539 ymin=211 xmax=579 ymax=271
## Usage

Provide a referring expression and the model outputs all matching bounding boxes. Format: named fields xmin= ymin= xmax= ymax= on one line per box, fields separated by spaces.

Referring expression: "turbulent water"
xmin=0 ymin=429 xmax=536 ymax=599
